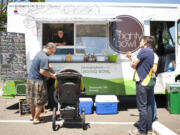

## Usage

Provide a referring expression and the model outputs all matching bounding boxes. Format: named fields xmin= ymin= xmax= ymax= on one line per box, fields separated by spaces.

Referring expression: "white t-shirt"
xmin=152 ymin=53 xmax=159 ymax=78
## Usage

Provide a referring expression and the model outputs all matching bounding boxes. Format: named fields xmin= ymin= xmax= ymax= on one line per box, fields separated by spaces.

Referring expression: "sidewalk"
xmin=0 ymin=96 xmax=179 ymax=135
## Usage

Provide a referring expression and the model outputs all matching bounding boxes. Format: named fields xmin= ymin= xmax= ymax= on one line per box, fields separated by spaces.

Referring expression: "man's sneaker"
xmin=128 ymin=129 xmax=146 ymax=135
xmin=133 ymin=121 xmax=139 ymax=128
xmin=147 ymin=130 xmax=153 ymax=135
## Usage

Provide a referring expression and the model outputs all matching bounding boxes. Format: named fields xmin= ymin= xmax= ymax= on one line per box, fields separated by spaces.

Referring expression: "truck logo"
xmin=109 ymin=15 xmax=144 ymax=54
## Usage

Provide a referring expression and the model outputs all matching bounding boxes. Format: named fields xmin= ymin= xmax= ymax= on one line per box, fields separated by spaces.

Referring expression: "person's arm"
xmin=130 ymin=58 xmax=140 ymax=69
xmin=39 ymin=55 xmax=56 ymax=79
xmin=56 ymin=42 xmax=66 ymax=46
xmin=53 ymin=36 xmax=67 ymax=46
xmin=153 ymin=63 xmax=158 ymax=73
xmin=40 ymin=69 xmax=56 ymax=80
xmin=126 ymin=51 xmax=138 ymax=62
xmin=49 ymin=64 xmax=55 ymax=74
xmin=126 ymin=51 xmax=140 ymax=69
xmin=131 ymin=49 xmax=146 ymax=69
xmin=126 ymin=51 xmax=133 ymax=61
xmin=153 ymin=53 xmax=159 ymax=73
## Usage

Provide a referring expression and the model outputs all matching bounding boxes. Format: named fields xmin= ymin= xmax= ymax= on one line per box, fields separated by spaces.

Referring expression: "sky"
xmin=45 ymin=0 xmax=180 ymax=4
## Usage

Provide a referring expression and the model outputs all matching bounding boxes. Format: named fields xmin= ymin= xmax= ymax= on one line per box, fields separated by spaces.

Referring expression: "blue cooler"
xmin=95 ymin=95 xmax=119 ymax=114
xmin=79 ymin=98 xmax=93 ymax=114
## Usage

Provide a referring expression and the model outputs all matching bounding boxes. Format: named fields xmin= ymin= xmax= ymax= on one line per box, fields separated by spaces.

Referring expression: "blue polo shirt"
xmin=136 ymin=46 xmax=154 ymax=81
xmin=28 ymin=51 xmax=49 ymax=81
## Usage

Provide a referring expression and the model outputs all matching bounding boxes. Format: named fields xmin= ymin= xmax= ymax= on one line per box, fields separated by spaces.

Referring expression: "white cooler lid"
xmin=79 ymin=98 xmax=93 ymax=102
xmin=95 ymin=95 xmax=119 ymax=102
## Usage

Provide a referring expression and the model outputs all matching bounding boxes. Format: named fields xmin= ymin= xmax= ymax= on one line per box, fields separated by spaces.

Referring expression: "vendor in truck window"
xmin=53 ymin=29 xmax=67 ymax=46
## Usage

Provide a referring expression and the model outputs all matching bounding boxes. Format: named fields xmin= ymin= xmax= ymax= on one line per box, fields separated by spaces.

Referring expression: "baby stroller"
xmin=52 ymin=69 xmax=86 ymax=131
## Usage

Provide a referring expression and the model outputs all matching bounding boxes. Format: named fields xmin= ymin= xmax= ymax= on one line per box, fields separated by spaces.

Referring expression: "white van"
xmin=7 ymin=1 xmax=180 ymax=95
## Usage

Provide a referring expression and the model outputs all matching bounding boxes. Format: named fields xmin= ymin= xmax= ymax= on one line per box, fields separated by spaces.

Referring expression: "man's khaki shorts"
xmin=26 ymin=80 xmax=47 ymax=106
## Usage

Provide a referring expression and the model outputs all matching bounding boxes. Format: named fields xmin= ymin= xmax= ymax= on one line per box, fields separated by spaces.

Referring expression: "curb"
xmin=152 ymin=121 xmax=178 ymax=135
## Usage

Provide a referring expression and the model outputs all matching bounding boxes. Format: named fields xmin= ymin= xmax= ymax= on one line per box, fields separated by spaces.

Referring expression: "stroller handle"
xmin=56 ymin=69 xmax=82 ymax=78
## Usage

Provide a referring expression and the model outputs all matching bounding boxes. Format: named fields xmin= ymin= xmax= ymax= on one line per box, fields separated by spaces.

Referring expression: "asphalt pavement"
xmin=0 ymin=95 xmax=179 ymax=135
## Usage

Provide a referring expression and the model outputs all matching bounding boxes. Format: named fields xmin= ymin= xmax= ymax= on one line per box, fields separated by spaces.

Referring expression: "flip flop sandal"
xmin=33 ymin=120 xmax=41 ymax=125
xmin=33 ymin=118 xmax=46 ymax=124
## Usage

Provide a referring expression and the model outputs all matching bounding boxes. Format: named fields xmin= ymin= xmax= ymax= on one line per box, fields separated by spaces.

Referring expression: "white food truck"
xmin=7 ymin=1 xmax=180 ymax=95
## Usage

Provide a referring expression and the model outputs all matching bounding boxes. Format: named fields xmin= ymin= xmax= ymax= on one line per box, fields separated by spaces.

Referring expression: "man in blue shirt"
xmin=128 ymin=36 xmax=154 ymax=135
xmin=26 ymin=42 xmax=56 ymax=124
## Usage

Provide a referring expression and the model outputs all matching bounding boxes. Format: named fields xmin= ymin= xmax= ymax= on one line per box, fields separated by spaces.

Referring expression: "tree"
xmin=0 ymin=0 xmax=8 ymax=31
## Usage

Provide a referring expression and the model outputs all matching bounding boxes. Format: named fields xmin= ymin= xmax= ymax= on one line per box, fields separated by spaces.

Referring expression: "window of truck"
xmin=43 ymin=23 xmax=107 ymax=55
xmin=43 ymin=23 xmax=74 ymax=54
xmin=75 ymin=24 xmax=108 ymax=54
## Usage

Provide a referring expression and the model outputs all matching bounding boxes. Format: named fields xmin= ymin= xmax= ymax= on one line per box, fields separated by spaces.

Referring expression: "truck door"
xmin=150 ymin=21 xmax=176 ymax=74
xmin=175 ymin=19 xmax=180 ymax=81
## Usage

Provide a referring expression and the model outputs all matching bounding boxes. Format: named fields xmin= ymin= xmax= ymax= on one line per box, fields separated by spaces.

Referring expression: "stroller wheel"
xmin=52 ymin=107 xmax=56 ymax=131
xmin=81 ymin=108 xmax=86 ymax=130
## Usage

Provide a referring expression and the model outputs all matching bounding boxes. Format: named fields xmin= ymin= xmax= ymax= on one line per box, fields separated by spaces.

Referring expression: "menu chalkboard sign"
xmin=19 ymin=99 xmax=44 ymax=116
xmin=0 ymin=32 xmax=27 ymax=80
xmin=19 ymin=99 xmax=31 ymax=116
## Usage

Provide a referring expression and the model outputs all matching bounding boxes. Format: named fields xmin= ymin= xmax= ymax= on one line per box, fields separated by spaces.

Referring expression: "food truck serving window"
xmin=43 ymin=23 xmax=74 ymax=54
xmin=75 ymin=24 xmax=107 ymax=54
xmin=43 ymin=23 xmax=107 ymax=55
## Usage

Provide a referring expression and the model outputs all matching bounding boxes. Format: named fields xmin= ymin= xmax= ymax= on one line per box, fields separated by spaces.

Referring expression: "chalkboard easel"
xmin=19 ymin=99 xmax=31 ymax=116
xmin=19 ymin=99 xmax=45 ymax=116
